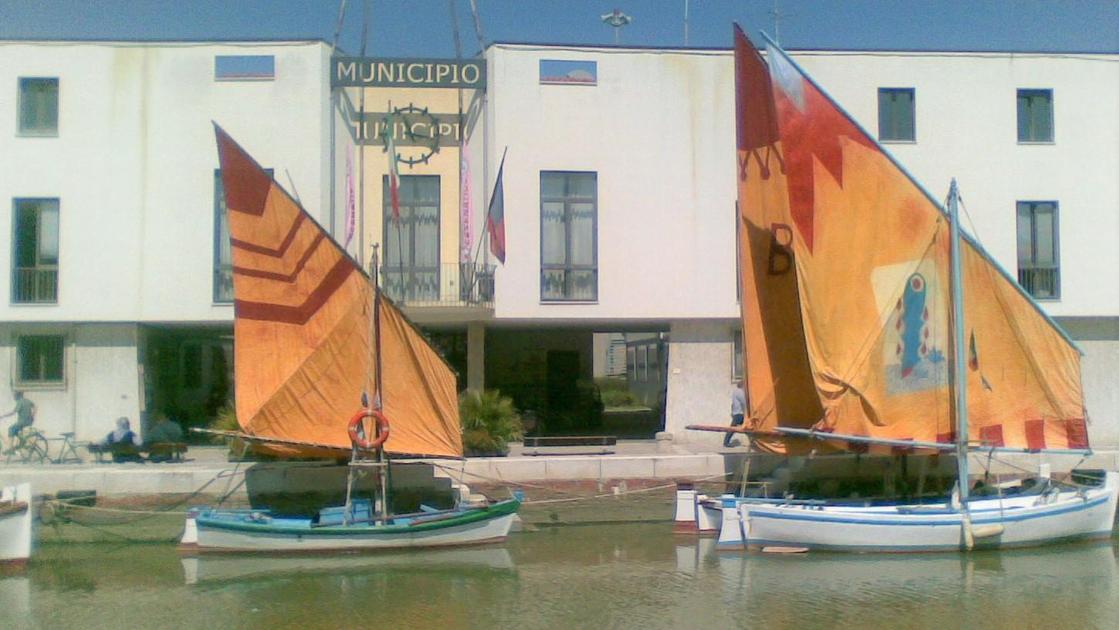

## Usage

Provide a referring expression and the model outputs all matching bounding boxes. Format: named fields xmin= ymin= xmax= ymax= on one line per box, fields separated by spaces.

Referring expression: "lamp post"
xmin=601 ymin=9 xmax=632 ymax=45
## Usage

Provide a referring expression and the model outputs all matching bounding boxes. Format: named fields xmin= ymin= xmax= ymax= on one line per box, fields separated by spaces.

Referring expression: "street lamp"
xmin=601 ymin=9 xmax=632 ymax=45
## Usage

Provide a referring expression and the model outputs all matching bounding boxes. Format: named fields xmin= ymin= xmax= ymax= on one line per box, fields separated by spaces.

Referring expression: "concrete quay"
xmin=2 ymin=442 xmax=1118 ymax=500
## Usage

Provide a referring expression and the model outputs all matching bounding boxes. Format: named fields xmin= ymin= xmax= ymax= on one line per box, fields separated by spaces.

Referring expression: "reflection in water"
xmin=7 ymin=525 xmax=1118 ymax=628
xmin=181 ymin=547 xmax=516 ymax=585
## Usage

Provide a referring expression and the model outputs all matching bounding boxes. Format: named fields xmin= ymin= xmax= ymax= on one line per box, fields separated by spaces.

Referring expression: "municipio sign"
xmin=332 ymin=57 xmax=485 ymax=89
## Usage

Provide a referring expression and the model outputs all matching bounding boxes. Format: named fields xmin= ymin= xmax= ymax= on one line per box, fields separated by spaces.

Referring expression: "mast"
xmin=948 ymin=179 xmax=970 ymax=506
xmin=370 ymin=244 xmax=389 ymax=523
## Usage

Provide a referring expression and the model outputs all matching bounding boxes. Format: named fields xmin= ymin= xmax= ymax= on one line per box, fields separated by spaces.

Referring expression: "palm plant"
xmin=459 ymin=389 xmax=523 ymax=456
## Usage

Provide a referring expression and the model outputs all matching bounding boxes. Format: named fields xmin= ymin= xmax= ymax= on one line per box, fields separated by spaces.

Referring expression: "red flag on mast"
xmin=487 ymin=150 xmax=507 ymax=264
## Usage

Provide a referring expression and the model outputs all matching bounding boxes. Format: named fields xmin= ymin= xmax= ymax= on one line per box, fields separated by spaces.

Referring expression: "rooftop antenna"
xmin=601 ymin=9 xmax=633 ymax=45
xmin=771 ymin=0 xmax=784 ymax=46
xmin=684 ymin=0 xmax=689 ymax=46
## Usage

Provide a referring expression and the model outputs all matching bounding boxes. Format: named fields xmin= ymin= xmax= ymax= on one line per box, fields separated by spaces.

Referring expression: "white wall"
xmin=0 ymin=323 xmax=140 ymax=442
xmin=0 ymin=41 xmax=332 ymax=324
xmin=663 ymin=320 xmax=735 ymax=447
xmin=487 ymin=45 xmax=739 ymax=323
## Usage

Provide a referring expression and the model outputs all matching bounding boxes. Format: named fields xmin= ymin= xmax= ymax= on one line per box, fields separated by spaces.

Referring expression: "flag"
xmin=486 ymin=150 xmax=507 ymax=264
xmin=343 ymin=145 xmax=356 ymax=249
xmin=460 ymin=144 xmax=474 ymax=263
xmin=386 ymin=117 xmax=400 ymax=224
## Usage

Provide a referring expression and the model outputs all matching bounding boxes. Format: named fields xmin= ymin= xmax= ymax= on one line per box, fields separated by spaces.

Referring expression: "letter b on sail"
xmin=768 ymin=223 xmax=793 ymax=275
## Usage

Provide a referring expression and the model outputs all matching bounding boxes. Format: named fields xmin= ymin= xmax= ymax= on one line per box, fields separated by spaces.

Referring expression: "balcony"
xmin=1018 ymin=265 xmax=1059 ymax=300
xmin=12 ymin=266 xmax=58 ymax=304
xmin=379 ymin=262 xmax=495 ymax=321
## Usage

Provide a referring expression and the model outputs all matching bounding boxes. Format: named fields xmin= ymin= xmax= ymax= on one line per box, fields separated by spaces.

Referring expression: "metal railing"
xmin=12 ymin=266 xmax=58 ymax=303
xmin=1018 ymin=266 xmax=1060 ymax=299
xmin=379 ymin=262 xmax=495 ymax=307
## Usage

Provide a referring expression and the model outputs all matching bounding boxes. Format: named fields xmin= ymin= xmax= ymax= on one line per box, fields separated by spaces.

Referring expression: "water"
xmin=4 ymin=524 xmax=1117 ymax=629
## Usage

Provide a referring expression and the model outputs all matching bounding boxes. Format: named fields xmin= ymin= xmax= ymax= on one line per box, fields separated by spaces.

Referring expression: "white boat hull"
xmin=185 ymin=501 xmax=520 ymax=553
xmin=719 ymin=472 xmax=1119 ymax=552
xmin=0 ymin=483 xmax=33 ymax=567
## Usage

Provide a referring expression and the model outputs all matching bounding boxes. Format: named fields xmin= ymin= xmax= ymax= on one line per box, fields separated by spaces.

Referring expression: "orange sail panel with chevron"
xmin=733 ymin=28 xmax=1088 ymax=452
xmin=215 ymin=127 xmax=462 ymax=459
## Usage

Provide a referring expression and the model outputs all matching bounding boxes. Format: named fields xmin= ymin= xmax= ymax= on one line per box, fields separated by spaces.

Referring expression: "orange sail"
xmin=733 ymin=27 xmax=1088 ymax=452
xmin=215 ymin=126 xmax=462 ymax=459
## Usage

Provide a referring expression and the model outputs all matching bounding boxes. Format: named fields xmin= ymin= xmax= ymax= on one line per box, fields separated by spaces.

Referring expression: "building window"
xmin=1017 ymin=89 xmax=1053 ymax=143
xmin=11 ymin=198 xmax=59 ymax=304
xmin=214 ymin=55 xmax=275 ymax=81
xmin=539 ymin=60 xmax=597 ymax=85
xmin=18 ymin=78 xmax=59 ymax=136
xmin=541 ymin=171 xmax=597 ymax=301
xmin=17 ymin=335 xmax=64 ymax=385
xmin=626 ymin=346 xmax=636 ymax=377
xmin=214 ymin=169 xmax=271 ymax=303
xmin=1016 ymin=201 xmax=1059 ymax=299
xmin=878 ymin=88 xmax=915 ymax=142
xmin=383 ymin=175 xmax=440 ymax=303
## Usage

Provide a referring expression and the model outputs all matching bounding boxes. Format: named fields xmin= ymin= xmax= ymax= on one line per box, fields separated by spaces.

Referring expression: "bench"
xmin=87 ymin=442 xmax=188 ymax=463
xmin=523 ymin=436 xmax=617 ymax=456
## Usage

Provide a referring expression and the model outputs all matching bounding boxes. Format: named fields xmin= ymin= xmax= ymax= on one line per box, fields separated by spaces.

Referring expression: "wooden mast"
xmin=947 ymin=180 xmax=971 ymax=511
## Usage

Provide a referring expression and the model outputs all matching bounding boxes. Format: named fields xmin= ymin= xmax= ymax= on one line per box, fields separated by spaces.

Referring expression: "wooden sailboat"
xmin=181 ymin=127 xmax=518 ymax=553
xmin=688 ymin=27 xmax=1118 ymax=552
xmin=0 ymin=483 xmax=32 ymax=568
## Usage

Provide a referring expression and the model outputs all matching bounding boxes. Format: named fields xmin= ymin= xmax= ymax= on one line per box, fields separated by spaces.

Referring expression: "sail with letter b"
xmin=733 ymin=27 xmax=1088 ymax=453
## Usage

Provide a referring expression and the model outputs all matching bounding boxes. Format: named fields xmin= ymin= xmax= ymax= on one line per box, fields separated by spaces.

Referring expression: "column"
xmin=467 ymin=322 xmax=486 ymax=391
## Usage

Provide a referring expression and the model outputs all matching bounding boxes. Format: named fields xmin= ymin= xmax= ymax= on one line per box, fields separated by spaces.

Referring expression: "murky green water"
xmin=4 ymin=524 xmax=1117 ymax=629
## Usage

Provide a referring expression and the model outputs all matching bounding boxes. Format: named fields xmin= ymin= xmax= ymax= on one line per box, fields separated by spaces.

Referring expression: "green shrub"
xmin=209 ymin=402 xmax=247 ymax=455
xmin=459 ymin=389 xmax=523 ymax=456
xmin=595 ymin=377 xmax=640 ymax=408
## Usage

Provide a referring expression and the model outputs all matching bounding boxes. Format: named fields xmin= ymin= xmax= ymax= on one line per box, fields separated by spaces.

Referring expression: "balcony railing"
xmin=12 ymin=266 xmax=58 ymax=303
xmin=1018 ymin=265 xmax=1060 ymax=300
xmin=379 ymin=262 xmax=495 ymax=307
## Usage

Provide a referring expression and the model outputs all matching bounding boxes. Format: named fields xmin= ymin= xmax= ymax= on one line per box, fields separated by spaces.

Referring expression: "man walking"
xmin=725 ymin=379 xmax=746 ymax=448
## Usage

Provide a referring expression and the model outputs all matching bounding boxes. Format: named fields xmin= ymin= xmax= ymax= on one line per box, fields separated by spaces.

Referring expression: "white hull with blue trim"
xmin=716 ymin=472 xmax=1118 ymax=552
xmin=0 ymin=483 xmax=32 ymax=567
xmin=182 ymin=499 xmax=520 ymax=553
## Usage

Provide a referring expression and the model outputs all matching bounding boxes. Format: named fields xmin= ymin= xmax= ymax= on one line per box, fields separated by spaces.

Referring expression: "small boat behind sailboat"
xmin=0 ymin=483 xmax=32 ymax=568
xmin=182 ymin=127 xmax=518 ymax=553
xmin=686 ymin=26 xmax=1119 ymax=552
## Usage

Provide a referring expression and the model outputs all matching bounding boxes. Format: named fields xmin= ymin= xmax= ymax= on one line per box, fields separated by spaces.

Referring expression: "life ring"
xmin=347 ymin=409 xmax=390 ymax=451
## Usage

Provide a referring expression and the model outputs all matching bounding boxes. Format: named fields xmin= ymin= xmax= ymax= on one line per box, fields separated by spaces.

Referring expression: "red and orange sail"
xmin=733 ymin=26 xmax=1088 ymax=453
xmin=216 ymin=127 xmax=462 ymax=459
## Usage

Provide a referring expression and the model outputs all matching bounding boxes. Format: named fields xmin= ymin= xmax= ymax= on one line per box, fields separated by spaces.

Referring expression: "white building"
xmin=3 ymin=39 xmax=1116 ymax=451
xmin=479 ymin=43 xmax=1119 ymax=449
xmin=0 ymin=40 xmax=334 ymax=441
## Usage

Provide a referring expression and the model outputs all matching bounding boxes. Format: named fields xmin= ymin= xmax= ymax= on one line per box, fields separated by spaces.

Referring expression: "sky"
xmin=1 ymin=1 xmax=1117 ymax=55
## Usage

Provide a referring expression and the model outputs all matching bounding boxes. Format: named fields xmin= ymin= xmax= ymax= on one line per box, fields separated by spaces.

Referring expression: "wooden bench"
xmin=145 ymin=442 xmax=188 ymax=462
xmin=87 ymin=442 xmax=187 ymax=463
xmin=523 ymin=436 xmax=617 ymax=456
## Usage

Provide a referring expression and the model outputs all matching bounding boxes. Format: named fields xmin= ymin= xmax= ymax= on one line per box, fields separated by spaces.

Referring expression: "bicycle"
xmin=3 ymin=426 xmax=49 ymax=464
xmin=45 ymin=432 xmax=84 ymax=463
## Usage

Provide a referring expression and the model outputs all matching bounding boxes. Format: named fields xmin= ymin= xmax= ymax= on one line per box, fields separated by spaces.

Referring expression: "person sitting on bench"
xmin=144 ymin=413 xmax=184 ymax=462
xmin=101 ymin=417 xmax=142 ymax=463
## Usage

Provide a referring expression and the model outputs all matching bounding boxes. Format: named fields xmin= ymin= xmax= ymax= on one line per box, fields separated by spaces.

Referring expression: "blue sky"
xmin=2 ymin=1 xmax=1117 ymax=54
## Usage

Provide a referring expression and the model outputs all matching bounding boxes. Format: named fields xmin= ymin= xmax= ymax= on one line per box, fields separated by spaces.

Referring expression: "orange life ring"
xmin=347 ymin=409 xmax=390 ymax=451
